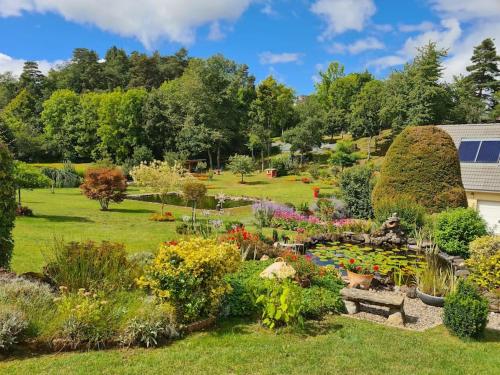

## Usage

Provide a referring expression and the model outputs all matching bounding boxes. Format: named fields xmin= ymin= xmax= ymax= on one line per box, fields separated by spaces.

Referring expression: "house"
xmin=439 ymin=124 xmax=500 ymax=234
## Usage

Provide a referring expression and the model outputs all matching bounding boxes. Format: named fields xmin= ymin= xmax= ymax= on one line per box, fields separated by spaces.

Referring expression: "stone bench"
xmin=340 ymin=288 xmax=406 ymax=326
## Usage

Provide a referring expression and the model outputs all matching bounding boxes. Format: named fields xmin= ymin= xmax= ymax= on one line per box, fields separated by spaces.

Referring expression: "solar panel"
xmin=458 ymin=141 xmax=480 ymax=162
xmin=476 ymin=140 xmax=500 ymax=163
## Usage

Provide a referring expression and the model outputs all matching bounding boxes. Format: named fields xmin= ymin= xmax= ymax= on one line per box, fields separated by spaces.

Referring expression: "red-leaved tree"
xmin=80 ymin=168 xmax=127 ymax=210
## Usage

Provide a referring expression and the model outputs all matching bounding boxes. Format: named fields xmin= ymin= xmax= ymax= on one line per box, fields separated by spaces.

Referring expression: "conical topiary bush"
xmin=372 ymin=126 xmax=467 ymax=214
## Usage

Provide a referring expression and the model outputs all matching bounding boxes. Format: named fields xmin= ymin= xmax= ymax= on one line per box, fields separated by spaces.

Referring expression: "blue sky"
xmin=0 ymin=0 xmax=499 ymax=94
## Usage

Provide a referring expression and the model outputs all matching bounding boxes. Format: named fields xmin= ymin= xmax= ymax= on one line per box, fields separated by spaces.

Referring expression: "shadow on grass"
xmin=480 ymin=328 xmax=500 ymax=343
xmin=210 ymin=317 xmax=343 ymax=339
xmin=34 ymin=215 xmax=93 ymax=223
xmin=107 ymin=208 xmax=156 ymax=214
xmin=240 ymin=180 xmax=270 ymax=186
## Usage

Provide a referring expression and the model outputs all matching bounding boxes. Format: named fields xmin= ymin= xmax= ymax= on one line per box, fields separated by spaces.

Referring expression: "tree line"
xmin=0 ymin=39 xmax=498 ymax=168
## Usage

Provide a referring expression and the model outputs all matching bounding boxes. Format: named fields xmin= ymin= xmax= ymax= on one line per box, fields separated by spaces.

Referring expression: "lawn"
xmin=1 ymin=316 xmax=498 ymax=375
xmin=12 ymin=172 xmax=332 ymax=273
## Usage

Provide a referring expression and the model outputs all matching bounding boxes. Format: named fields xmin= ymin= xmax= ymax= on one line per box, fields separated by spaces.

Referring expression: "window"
xmin=458 ymin=139 xmax=500 ymax=164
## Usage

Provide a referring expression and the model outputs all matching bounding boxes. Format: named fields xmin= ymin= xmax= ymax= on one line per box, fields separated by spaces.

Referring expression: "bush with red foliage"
xmin=80 ymin=168 xmax=127 ymax=211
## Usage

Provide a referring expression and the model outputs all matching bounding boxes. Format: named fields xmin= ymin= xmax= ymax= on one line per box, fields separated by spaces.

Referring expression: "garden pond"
xmin=127 ymin=193 xmax=254 ymax=210
xmin=307 ymin=242 xmax=440 ymax=286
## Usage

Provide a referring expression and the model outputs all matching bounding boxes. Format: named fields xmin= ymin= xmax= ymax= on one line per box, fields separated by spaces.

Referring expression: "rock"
xmin=407 ymin=244 xmax=419 ymax=251
xmin=387 ymin=311 xmax=405 ymax=326
xmin=260 ymin=255 xmax=270 ymax=261
xmin=455 ymin=269 xmax=470 ymax=278
xmin=345 ymin=301 xmax=359 ymax=314
xmin=259 ymin=260 xmax=296 ymax=279
xmin=406 ymin=286 xmax=417 ymax=299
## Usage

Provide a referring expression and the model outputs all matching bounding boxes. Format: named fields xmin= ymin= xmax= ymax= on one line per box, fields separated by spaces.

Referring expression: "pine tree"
xmin=466 ymin=38 xmax=500 ymax=105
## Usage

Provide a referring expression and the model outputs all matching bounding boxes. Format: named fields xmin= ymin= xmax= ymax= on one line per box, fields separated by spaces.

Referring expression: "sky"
xmin=0 ymin=0 xmax=499 ymax=95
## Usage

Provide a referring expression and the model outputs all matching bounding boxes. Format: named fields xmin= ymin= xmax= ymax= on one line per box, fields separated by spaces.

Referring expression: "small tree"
xmin=339 ymin=165 xmax=375 ymax=219
xmin=80 ymin=168 xmax=127 ymax=210
xmin=0 ymin=142 xmax=16 ymax=268
xmin=329 ymin=141 xmax=360 ymax=172
xmin=13 ymin=162 xmax=51 ymax=209
xmin=182 ymin=181 xmax=207 ymax=225
xmin=130 ymin=161 xmax=191 ymax=214
xmin=227 ymin=154 xmax=254 ymax=183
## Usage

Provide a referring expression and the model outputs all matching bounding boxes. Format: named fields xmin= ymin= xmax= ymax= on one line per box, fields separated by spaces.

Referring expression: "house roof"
xmin=438 ymin=124 xmax=500 ymax=193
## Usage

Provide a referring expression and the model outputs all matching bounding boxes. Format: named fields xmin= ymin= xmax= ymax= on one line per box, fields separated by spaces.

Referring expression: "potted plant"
xmin=312 ymin=186 xmax=320 ymax=198
xmin=415 ymin=262 xmax=456 ymax=307
xmin=341 ymin=258 xmax=379 ymax=289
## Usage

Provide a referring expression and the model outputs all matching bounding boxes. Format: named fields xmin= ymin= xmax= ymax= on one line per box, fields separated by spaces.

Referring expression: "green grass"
xmin=12 ymin=172 xmax=329 ymax=273
xmin=1 ymin=316 xmax=498 ymax=375
xmin=205 ymin=171 xmax=335 ymax=205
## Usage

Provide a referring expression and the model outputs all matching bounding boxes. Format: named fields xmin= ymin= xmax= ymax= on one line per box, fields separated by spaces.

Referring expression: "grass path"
xmin=1 ymin=316 xmax=498 ymax=375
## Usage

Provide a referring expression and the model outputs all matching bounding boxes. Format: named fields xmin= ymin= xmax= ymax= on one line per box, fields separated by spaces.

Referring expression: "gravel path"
xmin=343 ymin=289 xmax=500 ymax=332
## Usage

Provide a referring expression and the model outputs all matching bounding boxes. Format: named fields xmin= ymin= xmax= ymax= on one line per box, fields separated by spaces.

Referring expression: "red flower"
xmin=356 ymin=266 xmax=362 ymax=271
xmin=349 ymin=258 xmax=355 ymax=264
xmin=373 ymin=265 xmax=379 ymax=272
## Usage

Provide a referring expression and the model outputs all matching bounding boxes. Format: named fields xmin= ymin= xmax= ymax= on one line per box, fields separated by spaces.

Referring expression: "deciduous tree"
xmin=80 ymin=168 xmax=127 ymax=210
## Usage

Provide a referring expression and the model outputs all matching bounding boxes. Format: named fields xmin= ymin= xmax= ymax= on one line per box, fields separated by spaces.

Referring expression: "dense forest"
xmin=0 ymin=39 xmax=499 ymax=168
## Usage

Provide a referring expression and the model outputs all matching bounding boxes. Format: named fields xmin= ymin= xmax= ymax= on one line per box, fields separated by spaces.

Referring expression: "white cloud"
xmin=373 ymin=24 xmax=393 ymax=32
xmin=310 ymin=0 xmax=376 ymax=38
xmin=399 ymin=21 xmax=434 ymax=33
xmin=328 ymin=37 xmax=385 ymax=54
xmin=207 ymin=22 xmax=225 ymax=41
xmin=429 ymin=0 xmax=500 ymax=20
xmin=442 ymin=20 xmax=500 ymax=81
xmin=261 ymin=3 xmax=276 ymax=16
xmin=259 ymin=52 xmax=302 ymax=65
xmin=368 ymin=18 xmax=462 ymax=72
xmin=0 ymin=0 xmax=254 ymax=48
xmin=0 ymin=52 xmax=64 ymax=76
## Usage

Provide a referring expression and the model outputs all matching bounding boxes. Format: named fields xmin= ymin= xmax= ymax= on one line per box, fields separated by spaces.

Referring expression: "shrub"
xmin=434 ymin=208 xmax=487 ymax=257
xmin=308 ymin=164 xmax=321 ymax=180
xmin=51 ymin=289 xmax=119 ymax=350
xmin=469 ymin=235 xmax=500 ymax=260
xmin=80 ymin=167 xmax=127 ymax=210
xmin=0 ymin=143 xmax=16 ymax=268
xmin=0 ymin=305 xmax=28 ymax=351
xmin=443 ymin=280 xmax=489 ymax=339
xmin=372 ymin=126 xmax=467 ymax=213
xmin=223 ymin=260 xmax=272 ymax=317
xmin=329 ymin=140 xmax=360 ymax=172
xmin=13 ymin=161 xmax=51 ymax=211
xmin=373 ymin=196 xmax=426 ymax=234
xmin=301 ymin=286 xmax=344 ymax=319
xmin=138 ymin=238 xmax=240 ymax=323
xmin=466 ymin=236 xmax=500 ymax=292
xmin=120 ymin=303 xmax=178 ymax=348
xmin=15 ymin=206 xmax=33 ymax=217
xmin=255 ymin=279 xmax=304 ymax=329
xmin=0 ymin=277 xmax=55 ymax=336
xmin=339 ymin=165 xmax=374 ymax=219
xmin=44 ymin=241 xmax=137 ymax=292
xmin=41 ymin=162 xmax=81 ymax=191
xmin=269 ymin=155 xmax=297 ymax=176
xmin=150 ymin=212 xmax=175 ymax=222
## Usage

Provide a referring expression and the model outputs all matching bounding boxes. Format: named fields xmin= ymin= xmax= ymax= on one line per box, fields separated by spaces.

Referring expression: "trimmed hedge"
xmin=0 ymin=142 xmax=16 ymax=268
xmin=372 ymin=126 xmax=467 ymax=214
xmin=443 ymin=280 xmax=489 ymax=339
